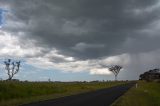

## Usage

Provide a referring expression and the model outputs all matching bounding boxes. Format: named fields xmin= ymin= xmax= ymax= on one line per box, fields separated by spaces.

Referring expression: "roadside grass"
xmin=112 ymin=81 xmax=160 ymax=106
xmin=0 ymin=81 xmax=127 ymax=106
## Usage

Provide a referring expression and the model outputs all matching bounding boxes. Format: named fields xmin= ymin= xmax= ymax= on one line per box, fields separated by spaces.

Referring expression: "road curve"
xmin=21 ymin=83 xmax=135 ymax=106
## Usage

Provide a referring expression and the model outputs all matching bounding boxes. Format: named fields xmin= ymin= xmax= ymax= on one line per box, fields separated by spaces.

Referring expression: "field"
xmin=112 ymin=81 xmax=160 ymax=106
xmin=0 ymin=81 xmax=126 ymax=106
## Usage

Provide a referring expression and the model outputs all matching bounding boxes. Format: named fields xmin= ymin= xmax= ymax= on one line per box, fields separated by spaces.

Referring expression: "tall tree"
xmin=4 ymin=59 xmax=21 ymax=80
xmin=109 ymin=65 xmax=122 ymax=81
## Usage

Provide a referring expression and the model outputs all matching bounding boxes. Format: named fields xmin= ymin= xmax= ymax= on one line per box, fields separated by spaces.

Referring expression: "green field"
xmin=0 ymin=81 xmax=126 ymax=106
xmin=112 ymin=81 xmax=160 ymax=106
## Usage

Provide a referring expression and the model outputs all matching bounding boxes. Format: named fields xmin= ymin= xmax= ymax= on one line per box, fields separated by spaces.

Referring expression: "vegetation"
xmin=4 ymin=59 xmax=21 ymax=80
xmin=0 ymin=81 xmax=126 ymax=106
xmin=109 ymin=65 xmax=122 ymax=81
xmin=112 ymin=81 xmax=160 ymax=106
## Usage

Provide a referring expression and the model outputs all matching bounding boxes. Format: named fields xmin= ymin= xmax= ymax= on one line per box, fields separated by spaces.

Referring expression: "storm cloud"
xmin=0 ymin=0 xmax=160 ymax=80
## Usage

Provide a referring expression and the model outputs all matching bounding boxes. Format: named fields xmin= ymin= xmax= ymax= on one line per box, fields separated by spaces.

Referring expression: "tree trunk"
xmin=7 ymin=77 xmax=12 ymax=81
xmin=115 ymin=75 xmax=117 ymax=81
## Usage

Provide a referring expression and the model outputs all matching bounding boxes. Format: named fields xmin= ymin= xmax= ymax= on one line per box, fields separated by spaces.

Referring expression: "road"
xmin=21 ymin=83 xmax=135 ymax=106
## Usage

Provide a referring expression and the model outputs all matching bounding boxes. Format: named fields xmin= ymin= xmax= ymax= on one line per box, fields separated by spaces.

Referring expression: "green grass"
xmin=112 ymin=81 xmax=160 ymax=106
xmin=0 ymin=81 xmax=127 ymax=106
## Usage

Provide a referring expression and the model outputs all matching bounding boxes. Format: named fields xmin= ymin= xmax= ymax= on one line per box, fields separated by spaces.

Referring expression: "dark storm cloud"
xmin=3 ymin=0 xmax=160 ymax=59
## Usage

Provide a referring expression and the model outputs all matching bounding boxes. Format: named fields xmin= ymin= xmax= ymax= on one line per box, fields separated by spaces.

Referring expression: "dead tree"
xmin=109 ymin=65 xmax=122 ymax=81
xmin=4 ymin=59 xmax=21 ymax=80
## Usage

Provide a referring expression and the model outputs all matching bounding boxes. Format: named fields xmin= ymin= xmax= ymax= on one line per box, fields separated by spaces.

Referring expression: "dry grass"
xmin=0 ymin=81 xmax=126 ymax=106
xmin=112 ymin=81 xmax=160 ymax=106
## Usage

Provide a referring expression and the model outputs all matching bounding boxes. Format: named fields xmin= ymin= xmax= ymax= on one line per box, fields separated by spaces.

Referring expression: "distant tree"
xmin=109 ymin=65 xmax=122 ymax=81
xmin=4 ymin=59 xmax=21 ymax=80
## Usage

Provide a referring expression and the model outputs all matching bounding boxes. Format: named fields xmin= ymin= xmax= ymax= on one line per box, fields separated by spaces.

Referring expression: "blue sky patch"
xmin=0 ymin=8 xmax=7 ymax=27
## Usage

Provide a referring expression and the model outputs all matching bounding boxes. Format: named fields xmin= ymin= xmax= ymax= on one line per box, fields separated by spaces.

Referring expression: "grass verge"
xmin=0 ymin=81 xmax=127 ymax=106
xmin=112 ymin=81 xmax=160 ymax=106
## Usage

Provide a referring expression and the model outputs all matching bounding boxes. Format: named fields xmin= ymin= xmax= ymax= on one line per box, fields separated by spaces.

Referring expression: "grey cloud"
xmin=72 ymin=42 xmax=105 ymax=52
xmin=2 ymin=0 xmax=160 ymax=60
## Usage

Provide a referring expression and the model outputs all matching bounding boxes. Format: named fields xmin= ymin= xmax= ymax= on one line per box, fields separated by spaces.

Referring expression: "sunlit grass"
xmin=0 ymin=81 xmax=127 ymax=106
xmin=112 ymin=81 xmax=160 ymax=106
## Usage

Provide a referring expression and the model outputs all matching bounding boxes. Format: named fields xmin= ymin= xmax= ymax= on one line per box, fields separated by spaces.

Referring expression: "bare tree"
xmin=109 ymin=65 xmax=122 ymax=81
xmin=4 ymin=59 xmax=21 ymax=80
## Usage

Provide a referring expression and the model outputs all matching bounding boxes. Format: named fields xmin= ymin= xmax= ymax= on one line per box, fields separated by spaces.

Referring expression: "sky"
xmin=0 ymin=0 xmax=160 ymax=81
xmin=0 ymin=9 xmax=3 ymax=26
xmin=0 ymin=8 xmax=5 ymax=27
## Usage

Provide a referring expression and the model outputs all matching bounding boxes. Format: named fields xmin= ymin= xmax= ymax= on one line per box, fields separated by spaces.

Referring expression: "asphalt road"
xmin=21 ymin=83 xmax=135 ymax=106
